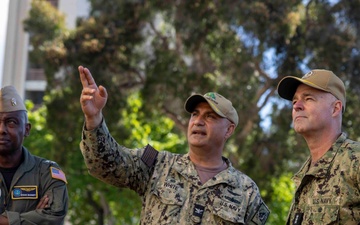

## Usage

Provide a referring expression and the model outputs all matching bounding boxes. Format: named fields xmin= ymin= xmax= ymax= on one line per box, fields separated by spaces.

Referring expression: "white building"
xmin=1 ymin=0 xmax=89 ymax=105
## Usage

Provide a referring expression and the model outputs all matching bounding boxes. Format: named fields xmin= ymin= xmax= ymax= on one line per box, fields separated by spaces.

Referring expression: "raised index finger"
xmin=78 ymin=65 xmax=97 ymax=88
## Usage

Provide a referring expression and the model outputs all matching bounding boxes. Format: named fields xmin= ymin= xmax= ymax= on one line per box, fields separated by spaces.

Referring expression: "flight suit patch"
xmin=11 ymin=186 xmax=38 ymax=200
xmin=50 ymin=167 xmax=68 ymax=183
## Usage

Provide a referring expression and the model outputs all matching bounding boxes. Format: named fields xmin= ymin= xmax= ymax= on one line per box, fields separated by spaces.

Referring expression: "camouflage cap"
xmin=0 ymin=86 xmax=27 ymax=112
xmin=277 ymin=69 xmax=346 ymax=111
xmin=184 ymin=92 xmax=239 ymax=126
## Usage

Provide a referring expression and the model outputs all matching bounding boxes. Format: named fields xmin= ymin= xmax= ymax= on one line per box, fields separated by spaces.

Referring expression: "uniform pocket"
xmin=151 ymin=179 xmax=186 ymax=217
xmin=304 ymin=205 xmax=339 ymax=224
xmin=209 ymin=196 xmax=246 ymax=224
xmin=49 ymin=185 xmax=67 ymax=213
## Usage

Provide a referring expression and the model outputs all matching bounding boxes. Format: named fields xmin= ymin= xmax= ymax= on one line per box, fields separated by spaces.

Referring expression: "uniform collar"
xmin=17 ymin=147 xmax=36 ymax=173
xmin=172 ymin=153 xmax=239 ymax=187
xmin=293 ymin=132 xmax=347 ymax=185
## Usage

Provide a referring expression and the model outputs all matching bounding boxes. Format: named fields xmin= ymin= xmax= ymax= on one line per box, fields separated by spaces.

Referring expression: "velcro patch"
xmin=50 ymin=167 xmax=68 ymax=183
xmin=193 ymin=204 xmax=205 ymax=218
xmin=251 ymin=202 xmax=270 ymax=224
xmin=12 ymin=186 xmax=38 ymax=199
xmin=141 ymin=145 xmax=159 ymax=167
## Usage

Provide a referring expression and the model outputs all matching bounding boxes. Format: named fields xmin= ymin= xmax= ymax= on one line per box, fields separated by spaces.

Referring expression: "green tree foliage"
xmin=23 ymin=101 xmax=54 ymax=158
xmin=23 ymin=0 xmax=66 ymax=69
xmin=23 ymin=0 xmax=360 ymax=224
xmin=266 ymin=173 xmax=295 ymax=225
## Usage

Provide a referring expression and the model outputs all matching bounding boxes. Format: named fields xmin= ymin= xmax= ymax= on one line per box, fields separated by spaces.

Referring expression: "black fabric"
xmin=0 ymin=154 xmax=24 ymax=190
xmin=141 ymin=144 xmax=159 ymax=167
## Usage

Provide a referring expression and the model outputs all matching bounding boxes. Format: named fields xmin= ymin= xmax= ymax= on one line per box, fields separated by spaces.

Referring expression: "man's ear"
xmin=24 ymin=123 xmax=31 ymax=137
xmin=225 ymin=123 xmax=235 ymax=139
xmin=333 ymin=100 xmax=342 ymax=116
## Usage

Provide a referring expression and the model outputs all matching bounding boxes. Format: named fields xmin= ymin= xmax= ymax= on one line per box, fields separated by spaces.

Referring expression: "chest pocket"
xmin=151 ymin=178 xmax=186 ymax=217
xmin=304 ymin=205 xmax=339 ymax=224
xmin=209 ymin=195 xmax=246 ymax=224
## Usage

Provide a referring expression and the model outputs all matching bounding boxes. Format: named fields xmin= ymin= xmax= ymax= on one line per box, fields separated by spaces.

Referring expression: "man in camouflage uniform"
xmin=0 ymin=86 xmax=68 ymax=225
xmin=277 ymin=69 xmax=360 ymax=224
xmin=78 ymin=66 xmax=270 ymax=224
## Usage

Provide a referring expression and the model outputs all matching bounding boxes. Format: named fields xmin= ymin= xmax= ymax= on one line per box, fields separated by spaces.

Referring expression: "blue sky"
xmin=0 ymin=0 xmax=9 ymax=86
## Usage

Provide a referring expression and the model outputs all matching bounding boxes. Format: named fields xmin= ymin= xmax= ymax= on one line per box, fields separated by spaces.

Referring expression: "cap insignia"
xmin=205 ymin=92 xmax=216 ymax=100
xmin=11 ymin=98 xmax=17 ymax=106
xmin=302 ymin=71 xmax=313 ymax=79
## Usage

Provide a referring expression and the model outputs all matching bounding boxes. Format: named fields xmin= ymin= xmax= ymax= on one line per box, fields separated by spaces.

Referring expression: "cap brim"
xmin=277 ymin=76 xmax=330 ymax=101
xmin=277 ymin=77 xmax=303 ymax=101
xmin=184 ymin=94 xmax=227 ymax=118
xmin=184 ymin=94 xmax=207 ymax=113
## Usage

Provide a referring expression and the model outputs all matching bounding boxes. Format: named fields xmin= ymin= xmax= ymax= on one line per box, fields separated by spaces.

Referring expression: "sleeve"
xmin=244 ymin=182 xmax=270 ymax=225
xmin=5 ymin=162 xmax=68 ymax=225
xmin=80 ymin=120 xmax=157 ymax=194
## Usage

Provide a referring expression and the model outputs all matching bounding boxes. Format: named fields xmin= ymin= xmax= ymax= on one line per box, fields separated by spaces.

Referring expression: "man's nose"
xmin=293 ymin=100 xmax=304 ymax=111
xmin=193 ymin=116 xmax=205 ymax=126
xmin=0 ymin=122 xmax=7 ymax=134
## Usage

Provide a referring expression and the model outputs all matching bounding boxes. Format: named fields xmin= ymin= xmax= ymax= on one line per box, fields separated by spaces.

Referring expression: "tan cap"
xmin=277 ymin=69 xmax=346 ymax=111
xmin=0 ymin=86 xmax=27 ymax=112
xmin=184 ymin=92 xmax=238 ymax=126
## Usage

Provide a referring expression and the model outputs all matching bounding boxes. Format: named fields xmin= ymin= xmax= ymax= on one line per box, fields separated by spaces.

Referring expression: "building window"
xmin=25 ymin=90 xmax=45 ymax=107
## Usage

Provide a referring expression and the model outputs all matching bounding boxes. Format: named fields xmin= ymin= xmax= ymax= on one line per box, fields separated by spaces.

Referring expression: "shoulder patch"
xmin=50 ymin=167 xmax=68 ymax=184
xmin=251 ymin=202 xmax=270 ymax=224
xmin=141 ymin=145 xmax=159 ymax=167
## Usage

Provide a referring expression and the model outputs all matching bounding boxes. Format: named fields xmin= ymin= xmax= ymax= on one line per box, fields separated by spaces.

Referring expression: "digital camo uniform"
xmin=81 ymin=120 xmax=270 ymax=225
xmin=287 ymin=133 xmax=360 ymax=225
xmin=0 ymin=147 xmax=68 ymax=225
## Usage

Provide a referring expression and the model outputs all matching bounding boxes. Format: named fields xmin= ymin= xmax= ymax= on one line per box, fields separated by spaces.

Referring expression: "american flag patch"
xmin=141 ymin=145 xmax=158 ymax=167
xmin=50 ymin=167 xmax=68 ymax=184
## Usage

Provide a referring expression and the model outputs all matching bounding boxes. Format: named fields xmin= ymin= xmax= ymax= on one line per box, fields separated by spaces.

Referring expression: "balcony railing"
xmin=26 ymin=68 xmax=46 ymax=81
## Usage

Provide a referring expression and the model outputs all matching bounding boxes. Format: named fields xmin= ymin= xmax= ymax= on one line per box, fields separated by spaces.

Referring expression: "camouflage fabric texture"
xmin=80 ymin=120 xmax=270 ymax=225
xmin=287 ymin=133 xmax=360 ymax=224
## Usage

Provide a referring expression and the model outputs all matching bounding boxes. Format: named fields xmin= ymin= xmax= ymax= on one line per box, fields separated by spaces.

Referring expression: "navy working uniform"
xmin=277 ymin=69 xmax=360 ymax=224
xmin=80 ymin=120 xmax=269 ymax=225
xmin=287 ymin=133 xmax=360 ymax=224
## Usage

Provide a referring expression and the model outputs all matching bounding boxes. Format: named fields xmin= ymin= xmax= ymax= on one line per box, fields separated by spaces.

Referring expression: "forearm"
xmin=5 ymin=210 xmax=66 ymax=225
xmin=80 ymin=120 xmax=124 ymax=180
xmin=84 ymin=113 xmax=103 ymax=130
xmin=2 ymin=185 xmax=68 ymax=225
xmin=0 ymin=215 xmax=8 ymax=225
xmin=80 ymin=120 xmax=151 ymax=188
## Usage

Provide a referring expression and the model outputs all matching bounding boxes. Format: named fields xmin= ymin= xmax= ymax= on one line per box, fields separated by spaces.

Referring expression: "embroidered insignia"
xmin=302 ymin=71 xmax=313 ymax=79
xmin=12 ymin=186 xmax=38 ymax=199
xmin=51 ymin=167 xmax=68 ymax=183
xmin=141 ymin=145 xmax=159 ymax=167
xmin=193 ymin=204 xmax=205 ymax=218
xmin=205 ymin=92 xmax=217 ymax=100
xmin=10 ymin=98 xmax=17 ymax=106
xmin=251 ymin=202 xmax=270 ymax=224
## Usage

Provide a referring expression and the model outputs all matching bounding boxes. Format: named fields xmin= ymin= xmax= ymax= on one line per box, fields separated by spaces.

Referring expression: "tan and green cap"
xmin=184 ymin=92 xmax=238 ymax=126
xmin=277 ymin=69 xmax=346 ymax=111
xmin=0 ymin=86 xmax=27 ymax=112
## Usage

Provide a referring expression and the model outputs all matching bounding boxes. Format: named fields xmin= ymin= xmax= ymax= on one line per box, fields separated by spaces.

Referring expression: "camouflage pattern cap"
xmin=277 ymin=69 xmax=346 ymax=111
xmin=184 ymin=92 xmax=239 ymax=126
xmin=0 ymin=86 xmax=27 ymax=112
